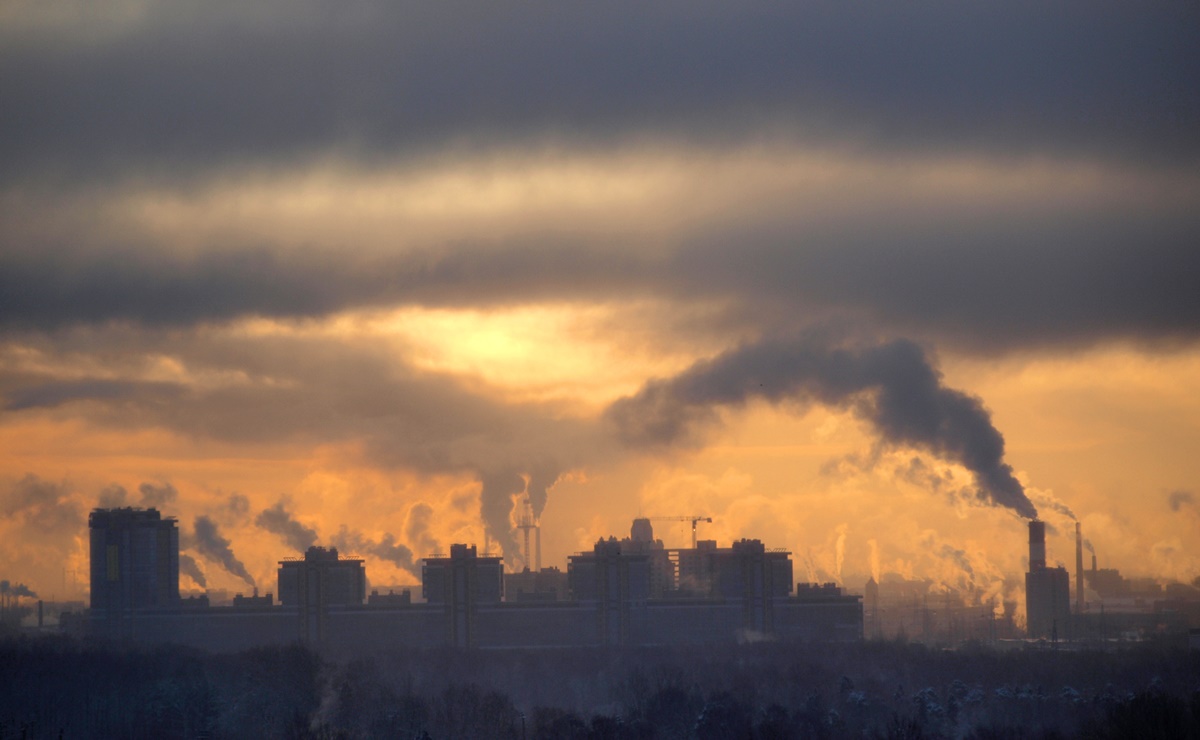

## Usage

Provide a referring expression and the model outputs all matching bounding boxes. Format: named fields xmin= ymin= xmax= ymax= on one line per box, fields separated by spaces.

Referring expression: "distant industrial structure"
xmin=1025 ymin=520 xmax=1071 ymax=640
xmin=1023 ymin=518 xmax=1196 ymax=644
xmin=77 ymin=510 xmax=862 ymax=653
xmin=66 ymin=507 xmax=1200 ymax=650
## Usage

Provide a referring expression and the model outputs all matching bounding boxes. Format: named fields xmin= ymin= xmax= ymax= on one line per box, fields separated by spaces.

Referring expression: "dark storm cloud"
xmin=607 ymin=335 xmax=1037 ymax=519
xmin=2 ymin=0 xmax=1197 ymax=184
xmin=3 ymin=328 xmax=598 ymax=561
xmin=192 ymin=515 xmax=255 ymax=587
xmin=3 ymin=378 xmax=185 ymax=411
xmin=676 ymin=205 xmax=1200 ymax=352
xmin=0 ymin=243 xmax=645 ymax=332
xmin=255 ymin=500 xmax=319 ymax=553
xmin=3 ymin=202 xmax=1199 ymax=351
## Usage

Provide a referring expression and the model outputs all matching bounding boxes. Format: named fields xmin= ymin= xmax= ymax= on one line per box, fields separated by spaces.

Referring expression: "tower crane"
xmin=650 ymin=516 xmax=713 ymax=548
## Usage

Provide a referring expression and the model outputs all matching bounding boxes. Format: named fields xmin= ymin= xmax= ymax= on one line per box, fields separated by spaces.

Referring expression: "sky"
xmin=2 ymin=1 xmax=1199 ymax=613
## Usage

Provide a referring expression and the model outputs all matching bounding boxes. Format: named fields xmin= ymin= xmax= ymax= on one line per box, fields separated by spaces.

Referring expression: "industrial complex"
xmin=3 ymin=507 xmax=1187 ymax=653
xmin=79 ymin=508 xmax=862 ymax=653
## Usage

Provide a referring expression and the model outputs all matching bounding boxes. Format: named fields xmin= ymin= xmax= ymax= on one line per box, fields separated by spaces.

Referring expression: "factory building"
xmin=88 ymin=508 xmax=180 ymax=638
xmin=1025 ymin=520 xmax=1071 ymax=641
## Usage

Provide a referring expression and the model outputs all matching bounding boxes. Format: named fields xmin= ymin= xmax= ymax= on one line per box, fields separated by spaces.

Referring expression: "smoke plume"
xmin=1029 ymin=491 xmax=1076 ymax=521
xmin=0 ymin=581 xmax=37 ymax=599
xmin=137 ymin=481 xmax=177 ymax=508
xmin=478 ymin=469 xmax=526 ymax=562
xmin=179 ymin=553 xmax=207 ymax=588
xmin=255 ymin=501 xmax=319 ymax=553
xmin=607 ymin=336 xmax=1037 ymax=519
xmin=404 ymin=503 xmax=440 ymax=557
xmin=834 ymin=524 xmax=848 ymax=584
xmin=525 ymin=464 xmax=560 ymax=520
xmin=97 ymin=484 xmax=128 ymax=508
xmin=96 ymin=480 xmax=178 ymax=509
xmin=192 ymin=516 xmax=255 ymax=587
xmin=803 ymin=550 xmax=818 ymax=584
xmin=4 ymin=474 xmax=84 ymax=535
xmin=920 ymin=531 xmax=977 ymax=593
xmin=1168 ymin=490 xmax=1195 ymax=513
xmin=330 ymin=527 xmax=419 ymax=579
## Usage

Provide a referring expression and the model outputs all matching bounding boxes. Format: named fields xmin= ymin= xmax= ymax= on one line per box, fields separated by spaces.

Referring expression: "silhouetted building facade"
xmin=568 ymin=538 xmax=652 ymax=645
xmin=81 ymin=516 xmax=862 ymax=652
xmin=89 ymin=507 xmax=180 ymax=637
xmin=504 ymin=567 xmax=568 ymax=602
xmin=278 ymin=547 xmax=366 ymax=607
xmin=278 ymin=546 xmax=366 ymax=644
xmin=1025 ymin=520 xmax=1071 ymax=640
xmin=622 ymin=518 xmax=674 ymax=598
xmin=422 ymin=544 xmax=503 ymax=647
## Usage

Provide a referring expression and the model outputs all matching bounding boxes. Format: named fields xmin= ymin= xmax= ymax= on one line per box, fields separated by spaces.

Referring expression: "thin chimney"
xmin=1075 ymin=522 xmax=1084 ymax=613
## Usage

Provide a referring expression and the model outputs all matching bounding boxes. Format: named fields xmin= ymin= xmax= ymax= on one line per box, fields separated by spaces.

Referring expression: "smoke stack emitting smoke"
xmin=608 ymin=336 xmax=1038 ymax=520
xmin=1028 ymin=520 xmax=1046 ymax=569
xmin=478 ymin=466 xmax=561 ymax=564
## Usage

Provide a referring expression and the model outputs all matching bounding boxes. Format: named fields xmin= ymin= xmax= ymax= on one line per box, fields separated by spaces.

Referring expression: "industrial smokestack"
xmin=1091 ymin=553 xmax=1097 ymax=573
xmin=1028 ymin=520 xmax=1046 ymax=570
xmin=535 ymin=523 xmax=542 ymax=571
xmin=1075 ymin=522 xmax=1084 ymax=614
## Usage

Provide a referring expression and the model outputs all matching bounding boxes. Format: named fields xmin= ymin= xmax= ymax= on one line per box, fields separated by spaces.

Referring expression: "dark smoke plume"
xmin=5 ymin=474 xmax=84 ymax=535
xmin=179 ymin=553 xmax=207 ymax=588
xmin=330 ymin=527 xmax=419 ymax=579
xmin=525 ymin=464 xmax=560 ymax=520
xmin=255 ymin=501 xmax=319 ymax=553
xmin=96 ymin=480 xmax=178 ymax=509
xmin=0 ymin=581 xmax=37 ymax=599
xmin=1030 ymin=492 xmax=1076 ymax=521
xmin=137 ymin=481 xmax=177 ymax=508
xmin=1169 ymin=490 xmax=1195 ymax=512
xmin=193 ymin=516 xmax=255 ymax=587
xmin=607 ymin=336 xmax=1037 ymax=519
xmin=97 ymin=484 xmax=128 ymax=508
xmin=226 ymin=493 xmax=250 ymax=520
xmin=478 ymin=469 xmax=526 ymax=562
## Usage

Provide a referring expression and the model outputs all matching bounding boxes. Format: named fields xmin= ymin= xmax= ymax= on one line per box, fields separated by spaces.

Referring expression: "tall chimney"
xmin=1091 ymin=553 xmax=1097 ymax=573
xmin=535 ymin=524 xmax=542 ymax=572
xmin=1028 ymin=520 xmax=1046 ymax=570
xmin=1075 ymin=522 xmax=1084 ymax=614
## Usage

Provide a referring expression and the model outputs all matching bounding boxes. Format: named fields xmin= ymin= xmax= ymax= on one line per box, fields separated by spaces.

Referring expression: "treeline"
xmin=1 ymin=636 xmax=1198 ymax=739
